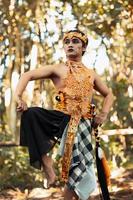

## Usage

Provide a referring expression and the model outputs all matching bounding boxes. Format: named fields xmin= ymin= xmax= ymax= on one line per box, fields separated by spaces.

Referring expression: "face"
xmin=63 ymin=36 xmax=86 ymax=59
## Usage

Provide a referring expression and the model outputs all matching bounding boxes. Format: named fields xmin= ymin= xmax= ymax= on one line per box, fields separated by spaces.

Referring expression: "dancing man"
xmin=15 ymin=30 xmax=113 ymax=200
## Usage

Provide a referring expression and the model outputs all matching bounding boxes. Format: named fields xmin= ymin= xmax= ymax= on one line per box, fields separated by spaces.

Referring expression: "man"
xmin=15 ymin=30 xmax=113 ymax=200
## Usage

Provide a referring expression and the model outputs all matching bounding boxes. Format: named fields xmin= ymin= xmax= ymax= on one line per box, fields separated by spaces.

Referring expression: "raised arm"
xmin=15 ymin=64 xmax=57 ymax=112
xmin=93 ymin=72 xmax=114 ymax=128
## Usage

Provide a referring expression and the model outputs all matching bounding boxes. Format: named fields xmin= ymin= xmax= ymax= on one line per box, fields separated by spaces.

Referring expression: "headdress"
xmin=63 ymin=31 xmax=88 ymax=45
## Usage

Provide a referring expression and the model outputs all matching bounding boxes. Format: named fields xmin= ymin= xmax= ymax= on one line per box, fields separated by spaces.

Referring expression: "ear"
xmin=82 ymin=44 xmax=87 ymax=52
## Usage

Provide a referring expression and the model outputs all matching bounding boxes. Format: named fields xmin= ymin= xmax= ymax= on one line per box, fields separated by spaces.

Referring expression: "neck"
xmin=66 ymin=56 xmax=82 ymax=63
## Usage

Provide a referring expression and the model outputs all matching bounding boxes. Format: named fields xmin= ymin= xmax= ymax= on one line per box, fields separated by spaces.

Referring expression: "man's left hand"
xmin=92 ymin=112 xmax=108 ymax=128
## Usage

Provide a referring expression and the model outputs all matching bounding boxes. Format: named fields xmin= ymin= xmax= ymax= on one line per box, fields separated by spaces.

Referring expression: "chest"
xmin=52 ymin=65 xmax=94 ymax=91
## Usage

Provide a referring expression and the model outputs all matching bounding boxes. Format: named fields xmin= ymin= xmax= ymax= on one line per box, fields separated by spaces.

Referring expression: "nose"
xmin=68 ymin=40 xmax=74 ymax=48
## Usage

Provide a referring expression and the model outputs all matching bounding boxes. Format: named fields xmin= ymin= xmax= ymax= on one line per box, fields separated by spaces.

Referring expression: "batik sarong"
xmin=59 ymin=118 xmax=97 ymax=200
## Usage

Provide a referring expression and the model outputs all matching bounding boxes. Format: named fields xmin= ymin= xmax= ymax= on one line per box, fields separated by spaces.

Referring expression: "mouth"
xmin=67 ymin=48 xmax=74 ymax=52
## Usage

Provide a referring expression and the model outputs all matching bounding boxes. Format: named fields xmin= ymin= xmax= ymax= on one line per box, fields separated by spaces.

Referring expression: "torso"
xmin=51 ymin=61 xmax=95 ymax=116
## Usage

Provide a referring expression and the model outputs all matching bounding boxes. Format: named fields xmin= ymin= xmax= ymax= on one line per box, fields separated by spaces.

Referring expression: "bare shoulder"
xmin=93 ymin=71 xmax=111 ymax=96
xmin=53 ymin=63 xmax=65 ymax=71
xmin=93 ymin=71 xmax=103 ymax=86
xmin=52 ymin=63 xmax=66 ymax=76
xmin=40 ymin=63 xmax=64 ymax=75
xmin=93 ymin=71 xmax=104 ymax=83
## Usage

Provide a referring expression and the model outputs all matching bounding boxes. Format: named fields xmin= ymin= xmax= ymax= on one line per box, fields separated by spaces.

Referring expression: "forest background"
xmin=0 ymin=0 xmax=133 ymax=199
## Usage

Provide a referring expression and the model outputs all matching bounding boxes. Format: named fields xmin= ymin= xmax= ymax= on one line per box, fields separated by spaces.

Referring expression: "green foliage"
xmin=99 ymin=133 xmax=133 ymax=170
xmin=0 ymin=147 xmax=43 ymax=189
xmin=0 ymin=0 xmax=132 ymax=188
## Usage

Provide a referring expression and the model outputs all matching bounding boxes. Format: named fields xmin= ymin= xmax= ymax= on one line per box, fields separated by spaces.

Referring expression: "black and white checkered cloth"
xmin=65 ymin=118 xmax=94 ymax=189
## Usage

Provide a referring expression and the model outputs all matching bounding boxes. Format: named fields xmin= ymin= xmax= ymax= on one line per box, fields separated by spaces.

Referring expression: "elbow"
xmin=20 ymin=71 xmax=32 ymax=81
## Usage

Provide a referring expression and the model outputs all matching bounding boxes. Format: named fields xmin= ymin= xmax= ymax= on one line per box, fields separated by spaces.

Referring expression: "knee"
xmin=22 ymin=107 xmax=38 ymax=119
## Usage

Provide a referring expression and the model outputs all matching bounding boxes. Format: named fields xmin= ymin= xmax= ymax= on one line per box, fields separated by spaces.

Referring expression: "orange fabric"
xmin=55 ymin=60 xmax=94 ymax=116
xmin=101 ymin=154 xmax=111 ymax=186
xmin=54 ymin=61 xmax=94 ymax=182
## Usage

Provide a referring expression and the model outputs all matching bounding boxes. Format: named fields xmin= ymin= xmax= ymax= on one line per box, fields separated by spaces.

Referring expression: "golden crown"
xmin=63 ymin=32 xmax=88 ymax=44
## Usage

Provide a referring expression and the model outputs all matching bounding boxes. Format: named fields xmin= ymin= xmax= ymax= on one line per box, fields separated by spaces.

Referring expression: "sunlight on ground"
xmin=0 ymin=167 xmax=133 ymax=200
xmin=91 ymin=167 xmax=133 ymax=197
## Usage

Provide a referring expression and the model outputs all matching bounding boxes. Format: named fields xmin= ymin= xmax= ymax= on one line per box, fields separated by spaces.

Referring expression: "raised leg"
xmin=42 ymin=154 xmax=56 ymax=189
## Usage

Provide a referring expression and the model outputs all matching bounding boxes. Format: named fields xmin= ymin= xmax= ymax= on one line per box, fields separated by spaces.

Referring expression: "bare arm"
xmin=93 ymin=72 xmax=114 ymax=127
xmin=94 ymin=73 xmax=114 ymax=114
xmin=15 ymin=64 xmax=57 ymax=111
xmin=16 ymin=65 xmax=56 ymax=99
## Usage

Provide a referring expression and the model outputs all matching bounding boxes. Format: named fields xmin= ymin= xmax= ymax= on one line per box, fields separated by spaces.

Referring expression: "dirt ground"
xmin=0 ymin=168 xmax=132 ymax=200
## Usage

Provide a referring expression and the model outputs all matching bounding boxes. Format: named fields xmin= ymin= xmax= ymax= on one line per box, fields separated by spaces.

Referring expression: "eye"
xmin=64 ymin=39 xmax=70 ymax=44
xmin=72 ymin=38 xmax=80 ymax=44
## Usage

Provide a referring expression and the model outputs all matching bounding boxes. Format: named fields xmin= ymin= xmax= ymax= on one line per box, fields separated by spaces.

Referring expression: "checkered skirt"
xmin=59 ymin=117 xmax=94 ymax=189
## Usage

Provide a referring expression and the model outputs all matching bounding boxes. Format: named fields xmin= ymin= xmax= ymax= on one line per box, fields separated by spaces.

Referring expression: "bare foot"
xmin=42 ymin=155 xmax=56 ymax=189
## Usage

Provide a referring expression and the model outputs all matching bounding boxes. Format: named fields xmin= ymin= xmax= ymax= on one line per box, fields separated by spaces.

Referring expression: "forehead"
xmin=64 ymin=36 xmax=81 ymax=41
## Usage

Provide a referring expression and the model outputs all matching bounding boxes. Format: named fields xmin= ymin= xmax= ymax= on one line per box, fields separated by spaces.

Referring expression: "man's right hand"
xmin=16 ymin=98 xmax=28 ymax=112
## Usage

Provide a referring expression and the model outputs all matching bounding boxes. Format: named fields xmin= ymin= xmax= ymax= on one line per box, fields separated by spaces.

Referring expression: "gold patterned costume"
xmin=54 ymin=60 xmax=95 ymax=182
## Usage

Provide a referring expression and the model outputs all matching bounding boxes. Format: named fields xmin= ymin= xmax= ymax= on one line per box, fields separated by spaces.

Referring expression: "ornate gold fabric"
xmin=63 ymin=32 xmax=88 ymax=44
xmin=55 ymin=61 xmax=94 ymax=116
xmin=54 ymin=60 xmax=94 ymax=182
